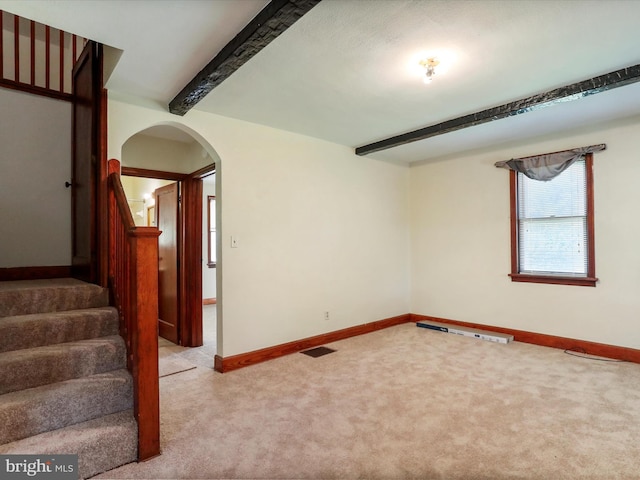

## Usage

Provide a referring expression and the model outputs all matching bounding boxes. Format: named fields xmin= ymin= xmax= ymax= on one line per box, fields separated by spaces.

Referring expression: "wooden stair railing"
xmin=107 ymin=158 xmax=161 ymax=461
xmin=0 ymin=10 xmax=87 ymax=99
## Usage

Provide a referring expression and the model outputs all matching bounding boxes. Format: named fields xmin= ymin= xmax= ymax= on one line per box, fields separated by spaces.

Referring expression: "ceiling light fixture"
xmin=419 ymin=57 xmax=440 ymax=84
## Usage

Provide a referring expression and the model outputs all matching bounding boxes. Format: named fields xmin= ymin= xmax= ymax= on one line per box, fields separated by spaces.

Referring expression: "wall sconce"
xmin=419 ymin=57 xmax=440 ymax=84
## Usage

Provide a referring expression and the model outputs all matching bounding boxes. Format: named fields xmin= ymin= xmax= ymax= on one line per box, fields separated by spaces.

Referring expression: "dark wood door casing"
xmin=180 ymin=176 xmax=203 ymax=347
xmin=71 ymin=41 xmax=103 ymax=283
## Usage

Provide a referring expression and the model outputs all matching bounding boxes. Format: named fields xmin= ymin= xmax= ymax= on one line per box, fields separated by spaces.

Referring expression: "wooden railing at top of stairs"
xmin=107 ymin=158 xmax=161 ymax=461
xmin=0 ymin=9 xmax=87 ymax=98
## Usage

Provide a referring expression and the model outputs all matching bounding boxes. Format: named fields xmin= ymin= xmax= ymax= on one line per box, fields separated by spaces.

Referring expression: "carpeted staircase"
xmin=0 ymin=278 xmax=138 ymax=478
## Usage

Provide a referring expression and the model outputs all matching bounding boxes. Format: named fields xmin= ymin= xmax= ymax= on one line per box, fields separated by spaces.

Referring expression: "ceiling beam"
xmin=169 ymin=0 xmax=321 ymax=116
xmin=356 ymin=63 xmax=640 ymax=156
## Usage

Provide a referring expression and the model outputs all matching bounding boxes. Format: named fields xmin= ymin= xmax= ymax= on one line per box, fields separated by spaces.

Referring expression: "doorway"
xmin=120 ymin=170 xmax=206 ymax=347
xmin=119 ymin=124 xmax=218 ymax=360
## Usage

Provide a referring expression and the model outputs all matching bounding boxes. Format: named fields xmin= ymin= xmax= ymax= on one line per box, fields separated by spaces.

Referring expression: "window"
xmin=509 ymin=153 xmax=596 ymax=286
xmin=207 ymin=195 xmax=216 ymax=268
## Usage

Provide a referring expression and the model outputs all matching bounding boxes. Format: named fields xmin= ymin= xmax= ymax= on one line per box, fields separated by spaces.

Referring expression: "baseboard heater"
xmin=417 ymin=320 xmax=514 ymax=344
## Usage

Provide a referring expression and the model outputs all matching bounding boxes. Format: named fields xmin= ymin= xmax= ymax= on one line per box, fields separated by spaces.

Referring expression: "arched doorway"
xmin=119 ymin=123 xmax=220 ymax=366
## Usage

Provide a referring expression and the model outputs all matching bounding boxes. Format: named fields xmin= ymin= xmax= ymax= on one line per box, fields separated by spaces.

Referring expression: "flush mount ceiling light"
xmin=419 ymin=57 xmax=440 ymax=84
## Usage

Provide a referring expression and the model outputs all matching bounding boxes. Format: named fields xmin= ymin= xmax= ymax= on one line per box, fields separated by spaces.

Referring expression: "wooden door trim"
xmin=122 ymin=159 xmax=214 ymax=348
xmin=98 ymin=87 xmax=108 ymax=287
xmin=180 ymin=162 xmax=215 ymax=347
xmin=71 ymin=40 xmax=103 ymax=284
xmin=180 ymin=177 xmax=203 ymax=347
xmin=121 ymin=167 xmax=187 ymax=181
xmin=187 ymin=163 xmax=216 ymax=180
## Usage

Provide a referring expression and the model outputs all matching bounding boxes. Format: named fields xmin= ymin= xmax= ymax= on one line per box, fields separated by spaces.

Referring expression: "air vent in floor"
xmin=301 ymin=346 xmax=336 ymax=358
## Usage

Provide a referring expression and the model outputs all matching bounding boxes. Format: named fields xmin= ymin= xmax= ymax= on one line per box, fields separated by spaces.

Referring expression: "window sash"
xmin=518 ymin=216 xmax=587 ymax=276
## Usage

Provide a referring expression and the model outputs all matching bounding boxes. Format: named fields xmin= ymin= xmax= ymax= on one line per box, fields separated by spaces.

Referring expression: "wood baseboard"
xmin=411 ymin=314 xmax=640 ymax=364
xmin=213 ymin=311 xmax=640 ymax=373
xmin=203 ymin=298 xmax=217 ymax=305
xmin=214 ymin=313 xmax=412 ymax=373
xmin=0 ymin=265 xmax=72 ymax=281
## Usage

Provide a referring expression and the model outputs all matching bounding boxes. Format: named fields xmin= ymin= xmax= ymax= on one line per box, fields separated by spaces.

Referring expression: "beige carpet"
xmin=158 ymin=355 xmax=197 ymax=378
xmin=95 ymin=323 xmax=640 ymax=479
xmin=157 ymin=305 xmax=217 ymax=375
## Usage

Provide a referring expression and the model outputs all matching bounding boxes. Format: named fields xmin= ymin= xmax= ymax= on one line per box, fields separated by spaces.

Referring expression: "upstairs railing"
xmin=0 ymin=9 xmax=86 ymax=97
xmin=108 ymin=159 xmax=161 ymax=461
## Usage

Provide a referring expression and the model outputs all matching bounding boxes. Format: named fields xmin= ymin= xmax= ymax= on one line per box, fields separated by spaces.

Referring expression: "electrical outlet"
xmin=324 ymin=311 xmax=330 ymax=321
xmin=231 ymin=236 xmax=238 ymax=248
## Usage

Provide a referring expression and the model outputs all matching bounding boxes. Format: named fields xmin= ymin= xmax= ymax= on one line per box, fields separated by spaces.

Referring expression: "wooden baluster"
xmin=13 ymin=14 xmax=18 ymax=82
xmin=0 ymin=11 xmax=4 ymax=79
xmin=72 ymin=34 xmax=77 ymax=65
xmin=45 ymin=25 xmax=50 ymax=89
xmin=30 ymin=20 xmax=35 ymax=86
xmin=59 ymin=29 xmax=64 ymax=92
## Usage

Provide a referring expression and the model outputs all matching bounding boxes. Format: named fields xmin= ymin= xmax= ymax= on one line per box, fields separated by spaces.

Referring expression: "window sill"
xmin=509 ymin=273 xmax=598 ymax=287
xmin=207 ymin=263 xmax=216 ymax=269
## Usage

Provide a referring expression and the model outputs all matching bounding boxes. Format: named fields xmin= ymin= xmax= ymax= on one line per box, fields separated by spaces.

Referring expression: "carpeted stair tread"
xmin=0 ymin=369 xmax=133 ymax=445
xmin=0 ymin=278 xmax=108 ymax=317
xmin=0 ymin=307 xmax=119 ymax=353
xmin=0 ymin=335 xmax=126 ymax=395
xmin=0 ymin=409 xmax=137 ymax=479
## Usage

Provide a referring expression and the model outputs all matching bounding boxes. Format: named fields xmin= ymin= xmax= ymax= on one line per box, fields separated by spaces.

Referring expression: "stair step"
xmin=0 ymin=335 xmax=126 ymax=395
xmin=0 ymin=369 xmax=133 ymax=445
xmin=0 ymin=307 xmax=119 ymax=353
xmin=0 ymin=409 xmax=137 ymax=479
xmin=0 ymin=278 xmax=108 ymax=317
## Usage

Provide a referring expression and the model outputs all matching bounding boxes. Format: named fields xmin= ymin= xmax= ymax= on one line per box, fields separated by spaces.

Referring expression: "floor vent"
xmin=301 ymin=346 xmax=336 ymax=358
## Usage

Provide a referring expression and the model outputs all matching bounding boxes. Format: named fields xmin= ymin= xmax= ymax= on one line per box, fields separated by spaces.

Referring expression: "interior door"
xmin=156 ymin=183 xmax=180 ymax=344
xmin=71 ymin=41 xmax=103 ymax=283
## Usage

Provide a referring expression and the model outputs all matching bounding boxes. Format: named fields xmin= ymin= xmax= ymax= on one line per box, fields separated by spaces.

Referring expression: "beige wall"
xmin=122 ymin=134 xmax=211 ymax=173
xmin=0 ymin=88 xmax=71 ymax=267
xmin=409 ymin=115 xmax=640 ymax=350
xmin=108 ymin=98 xmax=411 ymax=357
xmin=110 ymin=95 xmax=640 ymax=355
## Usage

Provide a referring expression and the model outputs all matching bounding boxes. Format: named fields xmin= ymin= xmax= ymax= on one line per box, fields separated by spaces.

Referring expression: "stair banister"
xmin=107 ymin=158 xmax=161 ymax=461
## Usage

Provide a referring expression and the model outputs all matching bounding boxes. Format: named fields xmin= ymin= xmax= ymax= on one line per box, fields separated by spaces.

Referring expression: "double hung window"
xmin=509 ymin=153 xmax=596 ymax=286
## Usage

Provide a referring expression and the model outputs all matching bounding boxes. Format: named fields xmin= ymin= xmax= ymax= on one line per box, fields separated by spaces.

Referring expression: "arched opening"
xmin=120 ymin=123 xmax=221 ymax=371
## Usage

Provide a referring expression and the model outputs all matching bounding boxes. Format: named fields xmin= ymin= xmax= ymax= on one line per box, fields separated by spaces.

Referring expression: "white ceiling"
xmin=3 ymin=0 xmax=640 ymax=164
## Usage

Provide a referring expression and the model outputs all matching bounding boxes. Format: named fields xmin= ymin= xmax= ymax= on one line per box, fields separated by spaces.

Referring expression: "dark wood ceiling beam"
xmin=356 ymin=63 xmax=640 ymax=156
xmin=169 ymin=0 xmax=321 ymax=116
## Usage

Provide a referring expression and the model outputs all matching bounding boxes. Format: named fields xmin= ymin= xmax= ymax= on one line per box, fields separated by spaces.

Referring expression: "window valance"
xmin=494 ymin=143 xmax=606 ymax=181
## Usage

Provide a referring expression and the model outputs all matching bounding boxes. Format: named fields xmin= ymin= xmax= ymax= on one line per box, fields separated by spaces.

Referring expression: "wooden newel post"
xmin=130 ymin=227 xmax=161 ymax=461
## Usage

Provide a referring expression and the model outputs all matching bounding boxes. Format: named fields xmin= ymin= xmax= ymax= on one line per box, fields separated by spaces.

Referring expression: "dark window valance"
xmin=494 ymin=144 xmax=606 ymax=181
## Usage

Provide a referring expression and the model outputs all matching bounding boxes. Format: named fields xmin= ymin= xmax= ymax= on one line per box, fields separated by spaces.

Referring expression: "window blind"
xmin=517 ymin=159 xmax=587 ymax=276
